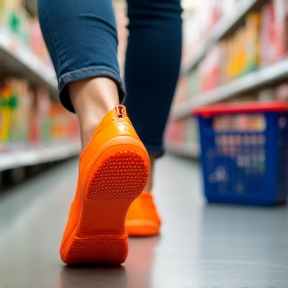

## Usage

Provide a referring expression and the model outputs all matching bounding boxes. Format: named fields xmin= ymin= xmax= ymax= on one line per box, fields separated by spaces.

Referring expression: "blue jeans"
xmin=38 ymin=0 xmax=182 ymax=157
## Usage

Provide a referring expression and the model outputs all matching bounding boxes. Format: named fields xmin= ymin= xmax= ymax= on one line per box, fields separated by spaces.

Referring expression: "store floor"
xmin=0 ymin=155 xmax=288 ymax=288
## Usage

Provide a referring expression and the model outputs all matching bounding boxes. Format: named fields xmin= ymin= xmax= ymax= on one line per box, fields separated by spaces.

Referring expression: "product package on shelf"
xmin=274 ymin=0 xmax=288 ymax=59
xmin=0 ymin=0 xmax=50 ymax=64
xmin=0 ymin=0 xmax=29 ymax=44
xmin=182 ymin=0 xmax=226 ymax=62
xmin=29 ymin=88 xmax=51 ymax=143
xmin=165 ymin=115 xmax=199 ymax=155
xmin=49 ymin=103 xmax=79 ymax=142
xmin=217 ymin=11 xmax=261 ymax=83
xmin=165 ymin=119 xmax=187 ymax=144
xmin=0 ymin=78 xmax=79 ymax=152
xmin=245 ymin=13 xmax=261 ymax=73
xmin=28 ymin=17 xmax=50 ymax=63
xmin=173 ymin=76 xmax=189 ymax=105
xmin=199 ymin=46 xmax=221 ymax=92
xmin=0 ymin=80 xmax=17 ymax=143
xmin=260 ymin=0 xmax=288 ymax=66
xmin=178 ymin=0 xmax=288 ymax=104
xmin=9 ymin=78 xmax=32 ymax=143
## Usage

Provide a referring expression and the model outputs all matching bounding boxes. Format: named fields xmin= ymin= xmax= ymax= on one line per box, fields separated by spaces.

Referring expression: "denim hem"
xmin=58 ymin=66 xmax=126 ymax=113
xmin=144 ymin=144 xmax=165 ymax=159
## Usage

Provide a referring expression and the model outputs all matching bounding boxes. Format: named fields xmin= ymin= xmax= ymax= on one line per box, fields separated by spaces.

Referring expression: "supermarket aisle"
xmin=0 ymin=155 xmax=288 ymax=288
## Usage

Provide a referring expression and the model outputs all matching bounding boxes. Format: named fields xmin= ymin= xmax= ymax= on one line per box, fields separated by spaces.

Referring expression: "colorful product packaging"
xmin=245 ymin=12 xmax=260 ymax=73
xmin=273 ymin=0 xmax=288 ymax=60
xmin=0 ymin=83 xmax=17 ymax=142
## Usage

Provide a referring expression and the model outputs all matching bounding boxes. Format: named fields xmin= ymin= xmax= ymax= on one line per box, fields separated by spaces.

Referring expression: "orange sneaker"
xmin=125 ymin=192 xmax=161 ymax=236
xmin=60 ymin=105 xmax=149 ymax=265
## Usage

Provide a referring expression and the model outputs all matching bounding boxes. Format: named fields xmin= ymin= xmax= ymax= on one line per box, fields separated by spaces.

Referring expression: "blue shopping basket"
xmin=194 ymin=102 xmax=288 ymax=206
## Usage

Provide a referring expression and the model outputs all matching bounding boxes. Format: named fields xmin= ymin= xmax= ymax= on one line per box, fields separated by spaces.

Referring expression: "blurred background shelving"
xmin=181 ymin=0 xmax=262 ymax=74
xmin=2 ymin=0 xmax=288 ymax=170
xmin=0 ymin=0 xmax=80 ymax=176
xmin=165 ymin=0 xmax=288 ymax=158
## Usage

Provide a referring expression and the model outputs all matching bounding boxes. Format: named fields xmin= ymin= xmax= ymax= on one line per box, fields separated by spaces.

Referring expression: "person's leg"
xmin=38 ymin=0 xmax=149 ymax=264
xmin=38 ymin=0 xmax=123 ymax=149
xmin=124 ymin=0 xmax=182 ymax=191
xmin=69 ymin=78 xmax=119 ymax=148
xmin=124 ymin=0 xmax=182 ymax=236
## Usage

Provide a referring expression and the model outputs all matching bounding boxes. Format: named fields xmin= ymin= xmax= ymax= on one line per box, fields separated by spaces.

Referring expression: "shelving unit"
xmin=182 ymin=0 xmax=261 ymax=74
xmin=0 ymin=4 xmax=79 ymax=172
xmin=0 ymin=26 xmax=57 ymax=97
xmin=0 ymin=141 xmax=81 ymax=172
xmin=166 ymin=0 xmax=288 ymax=158
xmin=172 ymin=57 xmax=288 ymax=119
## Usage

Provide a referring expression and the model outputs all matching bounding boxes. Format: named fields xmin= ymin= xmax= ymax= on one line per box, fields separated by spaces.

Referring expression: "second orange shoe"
xmin=60 ymin=105 xmax=149 ymax=265
xmin=125 ymin=192 xmax=161 ymax=236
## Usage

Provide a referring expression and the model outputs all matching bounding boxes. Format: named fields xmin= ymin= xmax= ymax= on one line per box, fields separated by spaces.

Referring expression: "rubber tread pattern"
xmin=63 ymin=149 xmax=148 ymax=265
xmin=64 ymin=235 xmax=128 ymax=264
xmin=87 ymin=151 xmax=147 ymax=201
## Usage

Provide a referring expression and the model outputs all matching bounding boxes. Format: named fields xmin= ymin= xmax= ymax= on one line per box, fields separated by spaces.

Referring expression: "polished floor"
xmin=0 ymin=155 xmax=288 ymax=288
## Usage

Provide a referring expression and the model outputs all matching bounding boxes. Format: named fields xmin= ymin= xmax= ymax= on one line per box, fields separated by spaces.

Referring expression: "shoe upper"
xmin=126 ymin=192 xmax=161 ymax=225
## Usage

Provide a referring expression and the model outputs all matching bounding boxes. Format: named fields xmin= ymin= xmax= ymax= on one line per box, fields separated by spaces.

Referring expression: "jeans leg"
xmin=38 ymin=0 xmax=125 ymax=112
xmin=124 ymin=0 xmax=182 ymax=157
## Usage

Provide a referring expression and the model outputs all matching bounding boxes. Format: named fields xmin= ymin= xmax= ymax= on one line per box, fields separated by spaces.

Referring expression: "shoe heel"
xmin=87 ymin=148 xmax=148 ymax=201
xmin=62 ymin=139 xmax=149 ymax=264
xmin=62 ymin=234 xmax=128 ymax=264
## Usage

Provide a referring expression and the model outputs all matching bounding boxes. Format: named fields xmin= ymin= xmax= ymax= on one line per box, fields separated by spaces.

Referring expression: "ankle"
xmin=80 ymin=121 xmax=100 ymax=149
xmin=68 ymin=77 xmax=119 ymax=149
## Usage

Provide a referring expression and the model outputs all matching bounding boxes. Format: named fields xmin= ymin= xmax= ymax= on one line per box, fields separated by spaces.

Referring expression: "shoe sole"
xmin=61 ymin=136 xmax=149 ymax=265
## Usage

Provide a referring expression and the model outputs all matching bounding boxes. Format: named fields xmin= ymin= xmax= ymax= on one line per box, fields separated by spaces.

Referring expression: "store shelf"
xmin=181 ymin=0 xmax=261 ymax=74
xmin=0 ymin=141 xmax=80 ymax=172
xmin=166 ymin=141 xmax=199 ymax=158
xmin=0 ymin=26 xmax=57 ymax=97
xmin=172 ymin=57 xmax=288 ymax=119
